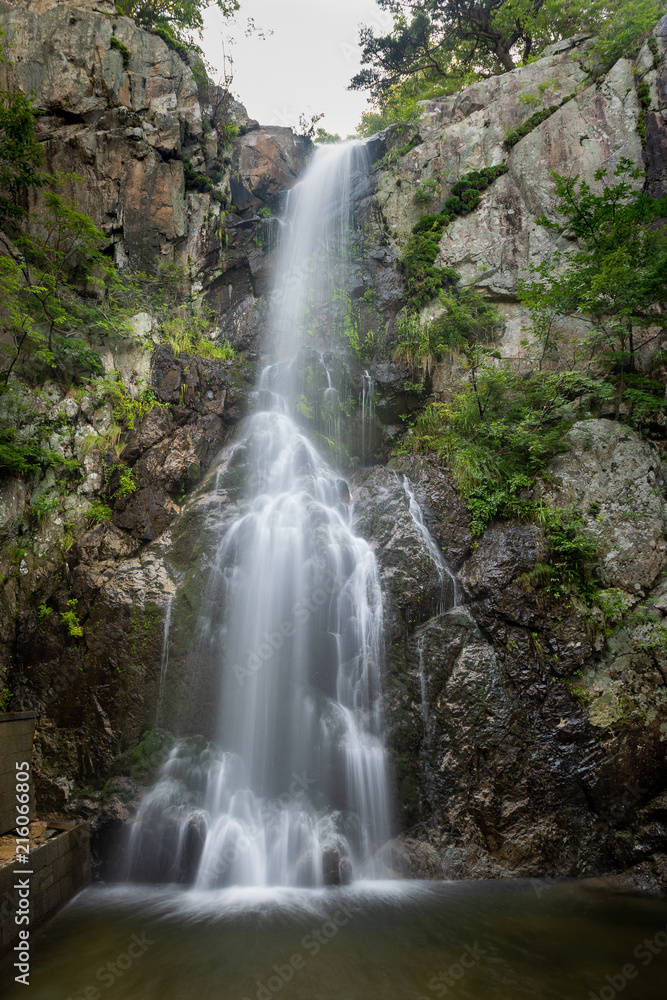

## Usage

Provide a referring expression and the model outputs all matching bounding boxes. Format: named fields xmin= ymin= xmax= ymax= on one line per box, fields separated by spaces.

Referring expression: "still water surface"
xmin=3 ymin=879 xmax=667 ymax=999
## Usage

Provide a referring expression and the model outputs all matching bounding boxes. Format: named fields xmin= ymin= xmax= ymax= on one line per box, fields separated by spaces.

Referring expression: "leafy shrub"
xmin=160 ymin=314 xmax=238 ymax=361
xmin=414 ymin=178 xmax=440 ymax=204
xmin=87 ymin=499 xmax=113 ymax=524
xmin=94 ymin=370 xmax=160 ymax=430
xmin=27 ymin=493 xmax=61 ymax=525
xmin=60 ymin=598 xmax=83 ymax=638
xmin=115 ymin=467 xmax=136 ymax=499
xmin=518 ymin=159 xmax=667 ymax=425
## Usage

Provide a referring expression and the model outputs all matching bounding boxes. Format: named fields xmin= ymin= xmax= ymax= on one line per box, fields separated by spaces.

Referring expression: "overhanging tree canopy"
xmin=115 ymin=0 xmax=239 ymax=36
xmin=350 ymin=0 xmax=665 ymax=97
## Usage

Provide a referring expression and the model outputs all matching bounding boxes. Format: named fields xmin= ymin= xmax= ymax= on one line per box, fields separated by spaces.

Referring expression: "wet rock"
xmin=231 ymin=126 xmax=311 ymax=215
xmin=352 ymin=466 xmax=449 ymax=642
xmin=0 ymin=477 xmax=26 ymax=541
xmin=541 ymin=419 xmax=667 ymax=593
xmin=376 ymin=837 xmax=444 ymax=879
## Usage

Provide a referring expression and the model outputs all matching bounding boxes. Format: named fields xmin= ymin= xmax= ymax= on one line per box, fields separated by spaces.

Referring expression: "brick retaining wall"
xmin=0 ymin=822 xmax=91 ymax=956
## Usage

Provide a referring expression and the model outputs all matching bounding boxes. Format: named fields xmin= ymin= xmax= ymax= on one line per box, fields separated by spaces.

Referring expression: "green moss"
xmin=150 ymin=25 xmax=190 ymax=62
xmin=107 ymin=728 xmax=175 ymax=783
xmin=648 ymin=35 xmax=660 ymax=69
xmin=399 ymin=164 xmax=508 ymax=308
xmin=504 ymin=95 xmax=574 ymax=148
xmin=636 ymin=79 xmax=651 ymax=149
xmin=110 ymin=36 xmax=131 ymax=69
xmin=396 ymin=134 xmax=422 ymax=157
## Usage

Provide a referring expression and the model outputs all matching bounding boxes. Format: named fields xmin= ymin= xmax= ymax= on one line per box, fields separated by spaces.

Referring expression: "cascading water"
xmin=402 ymin=475 xmax=460 ymax=613
xmin=401 ymin=475 xmax=460 ymax=730
xmin=128 ymin=142 xmax=392 ymax=888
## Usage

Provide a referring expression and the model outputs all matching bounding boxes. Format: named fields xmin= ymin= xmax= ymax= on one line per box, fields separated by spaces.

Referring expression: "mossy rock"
xmin=107 ymin=728 xmax=175 ymax=783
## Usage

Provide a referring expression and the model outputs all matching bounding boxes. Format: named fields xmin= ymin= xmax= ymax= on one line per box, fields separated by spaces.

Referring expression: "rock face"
xmin=350 ymin=421 xmax=667 ymax=882
xmin=542 ymin=419 xmax=667 ymax=593
xmin=2 ymin=0 xmax=667 ymax=891
xmin=373 ymin=22 xmax=666 ymax=362
xmin=0 ymin=0 xmax=311 ymax=351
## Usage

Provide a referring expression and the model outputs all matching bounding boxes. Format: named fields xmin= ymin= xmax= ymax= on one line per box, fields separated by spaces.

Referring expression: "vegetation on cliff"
xmin=396 ymin=160 xmax=667 ymax=598
xmin=353 ymin=0 xmax=665 ymax=135
xmin=116 ymin=0 xmax=239 ymax=46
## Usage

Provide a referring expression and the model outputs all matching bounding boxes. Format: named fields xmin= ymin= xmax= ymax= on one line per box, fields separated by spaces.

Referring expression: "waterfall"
xmin=361 ymin=370 xmax=374 ymax=467
xmin=402 ymin=475 xmax=460 ymax=613
xmin=154 ymin=595 xmax=174 ymax=728
xmin=128 ymin=143 xmax=392 ymax=888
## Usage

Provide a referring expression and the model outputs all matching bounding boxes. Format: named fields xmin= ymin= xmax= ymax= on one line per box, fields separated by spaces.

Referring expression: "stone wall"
xmin=0 ymin=714 xmax=36 ymax=837
xmin=0 ymin=821 xmax=91 ymax=956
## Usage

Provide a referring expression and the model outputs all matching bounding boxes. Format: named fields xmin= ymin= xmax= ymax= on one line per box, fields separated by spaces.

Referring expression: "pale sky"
xmin=200 ymin=0 xmax=394 ymax=136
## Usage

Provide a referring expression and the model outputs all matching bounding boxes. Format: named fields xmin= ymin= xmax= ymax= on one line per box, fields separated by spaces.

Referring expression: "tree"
xmin=116 ymin=0 xmax=240 ymax=38
xmin=519 ymin=160 xmax=667 ymax=420
xmin=350 ymin=0 xmax=664 ymax=99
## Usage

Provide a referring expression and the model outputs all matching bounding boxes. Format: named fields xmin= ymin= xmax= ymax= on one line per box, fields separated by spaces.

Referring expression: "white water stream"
xmin=128 ymin=143 xmax=392 ymax=887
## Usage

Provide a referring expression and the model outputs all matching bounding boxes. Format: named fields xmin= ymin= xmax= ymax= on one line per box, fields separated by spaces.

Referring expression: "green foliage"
xmin=402 ymin=358 xmax=609 ymax=538
xmin=60 ymin=597 xmax=83 ymax=638
xmin=414 ymin=177 xmax=440 ymax=204
xmin=518 ymin=77 xmax=557 ymax=108
xmin=257 ymin=205 xmax=273 ymax=218
xmin=87 ymin=499 xmax=113 ymax=524
xmin=504 ymin=98 xmax=574 ymax=148
xmin=148 ymin=24 xmax=191 ymax=60
xmin=115 ymin=466 xmax=136 ymax=499
xmin=219 ymin=119 xmax=239 ymax=146
xmin=27 ymin=492 xmax=61 ymax=525
xmin=399 ymin=164 xmax=508 ymax=307
xmin=37 ymin=602 xmax=52 ymax=619
xmin=356 ymin=60 xmax=482 ymax=138
xmin=314 ymin=128 xmax=342 ymax=144
xmin=159 ymin=311 xmax=238 ymax=361
xmin=0 ymin=387 xmax=81 ymax=477
xmin=107 ymin=729 xmax=175 ymax=782
xmin=182 ymin=157 xmax=214 ymax=192
xmin=94 ymin=370 xmax=160 ymax=430
xmin=592 ymin=0 xmax=665 ymax=70
xmin=636 ymin=77 xmax=651 ymax=147
xmin=0 ymin=184 xmax=151 ymax=386
xmin=351 ymin=0 xmax=665 ymax=99
xmin=533 ymin=502 xmax=599 ymax=599
xmin=0 ymin=32 xmax=45 ymax=226
xmin=115 ymin=0 xmax=239 ymax=45
xmin=395 ymin=287 xmax=504 ymax=367
xmin=110 ymin=36 xmax=131 ymax=69
xmin=0 ymin=688 xmax=11 ymax=711
xmin=519 ymin=159 xmax=667 ymax=423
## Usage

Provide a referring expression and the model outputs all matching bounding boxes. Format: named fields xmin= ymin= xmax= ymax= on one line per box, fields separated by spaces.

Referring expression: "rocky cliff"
xmin=2 ymin=0 xmax=667 ymax=891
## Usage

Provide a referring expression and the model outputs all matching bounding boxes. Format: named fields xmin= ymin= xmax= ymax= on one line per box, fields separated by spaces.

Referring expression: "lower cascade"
xmin=127 ymin=142 xmax=392 ymax=888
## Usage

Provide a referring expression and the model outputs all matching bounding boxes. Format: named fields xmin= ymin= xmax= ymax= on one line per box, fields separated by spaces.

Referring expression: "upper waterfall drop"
xmin=128 ymin=141 xmax=393 ymax=888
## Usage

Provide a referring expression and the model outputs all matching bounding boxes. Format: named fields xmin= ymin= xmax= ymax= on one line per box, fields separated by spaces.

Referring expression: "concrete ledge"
xmin=0 ymin=821 xmax=91 ymax=956
xmin=0 ymin=714 xmax=36 ymax=836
